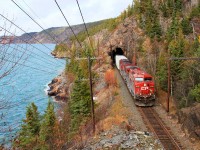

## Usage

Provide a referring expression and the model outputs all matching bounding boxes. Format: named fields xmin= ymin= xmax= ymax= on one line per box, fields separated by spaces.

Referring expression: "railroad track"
xmin=138 ymin=107 xmax=183 ymax=150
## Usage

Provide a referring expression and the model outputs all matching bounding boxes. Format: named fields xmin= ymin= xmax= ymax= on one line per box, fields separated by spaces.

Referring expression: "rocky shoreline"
xmin=47 ymin=72 xmax=69 ymax=102
xmin=51 ymin=51 xmax=67 ymax=59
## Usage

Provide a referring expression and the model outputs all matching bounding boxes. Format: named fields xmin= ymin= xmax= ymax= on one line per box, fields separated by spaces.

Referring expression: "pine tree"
xmin=127 ymin=4 xmax=132 ymax=17
xmin=156 ymin=54 xmax=168 ymax=91
xmin=137 ymin=0 xmax=162 ymax=39
xmin=181 ymin=18 xmax=192 ymax=35
xmin=13 ymin=103 xmax=40 ymax=149
xmin=69 ymin=77 xmax=91 ymax=132
xmin=189 ymin=84 xmax=200 ymax=103
xmin=167 ymin=14 xmax=179 ymax=42
xmin=39 ymin=101 xmax=56 ymax=149
xmin=169 ymin=29 xmax=185 ymax=79
xmin=174 ymin=0 xmax=183 ymax=12
xmin=160 ymin=2 xmax=169 ymax=17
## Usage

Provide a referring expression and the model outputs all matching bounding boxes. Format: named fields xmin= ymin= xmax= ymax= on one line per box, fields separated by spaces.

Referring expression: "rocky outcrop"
xmin=51 ymin=51 xmax=69 ymax=59
xmin=82 ymin=126 xmax=163 ymax=149
xmin=48 ymin=73 xmax=69 ymax=102
xmin=103 ymin=16 xmax=144 ymax=52
xmin=178 ymin=103 xmax=200 ymax=139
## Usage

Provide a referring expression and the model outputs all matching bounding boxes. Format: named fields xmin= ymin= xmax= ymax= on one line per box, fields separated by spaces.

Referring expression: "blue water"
xmin=0 ymin=44 xmax=65 ymax=144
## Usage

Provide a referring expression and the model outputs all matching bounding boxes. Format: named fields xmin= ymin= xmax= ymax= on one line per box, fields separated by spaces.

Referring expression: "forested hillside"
xmin=132 ymin=0 xmax=200 ymax=108
xmin=64 ymin=0 xmax=200 ymax=108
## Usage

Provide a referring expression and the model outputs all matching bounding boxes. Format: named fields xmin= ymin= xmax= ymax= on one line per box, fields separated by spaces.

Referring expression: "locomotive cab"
xmin=130 ymin=72 xmax=155 ymax=106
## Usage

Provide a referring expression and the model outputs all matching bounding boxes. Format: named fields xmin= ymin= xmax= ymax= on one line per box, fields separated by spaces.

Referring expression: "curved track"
xmin=138 ymin=107 xmax=183 ymax=150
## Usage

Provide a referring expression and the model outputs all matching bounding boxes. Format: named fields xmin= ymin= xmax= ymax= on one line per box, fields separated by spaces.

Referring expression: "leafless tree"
xmin=0 ymin=20 xmax=29 ymax=145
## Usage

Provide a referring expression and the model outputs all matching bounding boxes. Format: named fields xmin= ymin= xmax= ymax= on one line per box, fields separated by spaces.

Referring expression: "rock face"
xmin=83 ymin=126 xmax=163 ymax=149
xmin=103 ymin=16 xmax=144 ymax=52
xmin=48 ymin=73 xmax=69 ymax=102
xmin=178 ymin=103 xmax=200 ymax=139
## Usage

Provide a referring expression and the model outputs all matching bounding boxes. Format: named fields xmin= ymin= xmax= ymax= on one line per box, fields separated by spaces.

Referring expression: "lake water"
xmin=0 ymin=44 xmax=65 ymax=145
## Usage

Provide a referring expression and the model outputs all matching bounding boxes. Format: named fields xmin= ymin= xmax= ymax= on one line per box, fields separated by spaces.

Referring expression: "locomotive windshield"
xmin=135 ymin=77 xmax=144 ymax=82
xmin=144 ymin=77 xmax=152 ymax=81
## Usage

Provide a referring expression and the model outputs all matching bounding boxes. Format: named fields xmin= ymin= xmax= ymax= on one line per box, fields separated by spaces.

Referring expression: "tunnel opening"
xmin=108 ymin=47 xmax=124 ymax=67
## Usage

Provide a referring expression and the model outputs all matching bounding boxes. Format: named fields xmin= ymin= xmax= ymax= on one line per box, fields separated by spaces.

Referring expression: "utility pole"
xmin=88 ymin=56 xmax=95 ymax=134
xmin=76 ymin=55 xmax=102 ymax=134
xmin=167 ymin=59 xmax=170 ymax=112
xmin=97 ymin=38 xmax=100 ymax=66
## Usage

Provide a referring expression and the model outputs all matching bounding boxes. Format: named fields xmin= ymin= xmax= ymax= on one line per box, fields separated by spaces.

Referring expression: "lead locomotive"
xmin=115 ymin=55 xmax=155 ymax=106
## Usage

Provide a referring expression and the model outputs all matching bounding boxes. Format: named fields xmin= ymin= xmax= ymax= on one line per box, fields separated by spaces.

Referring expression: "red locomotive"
xmin=115 ymin=55 xmax=155 ymax=106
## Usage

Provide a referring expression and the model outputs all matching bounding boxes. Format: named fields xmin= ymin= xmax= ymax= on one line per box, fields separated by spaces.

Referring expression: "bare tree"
xmin=0 ymin=20 xmax=29 ymax=145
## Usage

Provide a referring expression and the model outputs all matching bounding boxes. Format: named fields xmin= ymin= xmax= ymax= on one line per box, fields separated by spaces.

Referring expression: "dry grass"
xmin=157 ymin=90 xmax=177 ymax=115
xmin=95 ymin=86 xmax=134 ymax=133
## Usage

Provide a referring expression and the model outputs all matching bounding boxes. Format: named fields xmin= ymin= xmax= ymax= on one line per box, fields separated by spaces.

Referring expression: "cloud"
xmin=0 ymin=0 xmax=132 ymax=35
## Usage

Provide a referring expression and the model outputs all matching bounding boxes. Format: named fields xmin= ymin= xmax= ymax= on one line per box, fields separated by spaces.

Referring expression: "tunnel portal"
xmin=109 ymin=47 xmax=124 ymax=67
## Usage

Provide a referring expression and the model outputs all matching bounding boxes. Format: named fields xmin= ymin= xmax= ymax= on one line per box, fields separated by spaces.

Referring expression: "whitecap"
xmin=44 ymin=82 xmax=51 ymax=95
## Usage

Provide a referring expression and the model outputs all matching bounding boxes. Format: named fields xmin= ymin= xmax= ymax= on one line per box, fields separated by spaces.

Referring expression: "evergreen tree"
xmin=181 ymin=18 xmax=192 ymax=35
xmin=174 ymin=0 xmax=183 ymax=12
xmin=136 ymin=0 xmax=162 ymax=39
xmin=67 ymin=42 xmax=79 ymax=74
xmin=156 ymin=54 xmax=168 ymax=91
xmin=13 ymin=103 xmax=40 ymax=149
xmin=166 ymin=0 xmax=174 ymax=14
xmin=190 ymin=3 xmax=200 ymax=18
xmin=189 ymin=84 xmax=200 ymax=103
xmin=169 ymin=30 xmax=185 ymax=79
xmin=39 ymin=101 xmax=56 ymax=149
xmin=159 ymin=2 xmax=169 ymax=17
xmin=69 ymin=76 xmax=91 ymax=132
xmin=127 ymin=4 xmax=133 ymax=17
xmin=167 ymin=14 xmax=179 ymax=42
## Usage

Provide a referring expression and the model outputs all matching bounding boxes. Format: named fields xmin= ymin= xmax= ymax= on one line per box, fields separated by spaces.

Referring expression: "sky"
xmin=0 ymin=0 xmax=133 ymax=36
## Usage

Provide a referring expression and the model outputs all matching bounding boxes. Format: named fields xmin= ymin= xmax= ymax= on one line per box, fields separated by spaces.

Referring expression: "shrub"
xmin=189 ymin=84 xmax=200 ymax=103
xmin=190 ymin=4 xmax=200 ymax=18
xmin=104 ymin=69 xmax=117 ymax=86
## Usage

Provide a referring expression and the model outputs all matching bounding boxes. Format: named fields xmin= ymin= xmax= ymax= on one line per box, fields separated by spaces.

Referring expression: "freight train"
xmin=115 ymin=55 xmax=155 ymax=106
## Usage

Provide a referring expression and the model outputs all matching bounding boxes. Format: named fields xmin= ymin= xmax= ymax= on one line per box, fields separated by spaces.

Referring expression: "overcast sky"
xmin=0 ymin=0 xmax=132 ymax=35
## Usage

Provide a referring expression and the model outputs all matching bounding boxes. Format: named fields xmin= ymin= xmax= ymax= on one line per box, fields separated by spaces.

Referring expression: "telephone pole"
xmin=76 ymin=55 xmax=102 ymax=134
xmin=88 ymin=56 xmax=95 ymax=134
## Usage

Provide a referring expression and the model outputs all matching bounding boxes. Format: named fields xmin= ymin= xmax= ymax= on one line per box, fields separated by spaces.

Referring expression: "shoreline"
xmin=47 ymin=72 xmax=69 ymax=102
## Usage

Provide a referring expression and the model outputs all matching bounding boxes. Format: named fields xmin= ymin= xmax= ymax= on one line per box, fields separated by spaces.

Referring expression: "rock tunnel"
xmin=108 ymin=47 xmax=124 ymax=66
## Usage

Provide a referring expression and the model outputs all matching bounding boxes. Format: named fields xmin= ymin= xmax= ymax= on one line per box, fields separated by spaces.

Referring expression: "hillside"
xmin=11 ymin=20 xmax=103 ymax=44
xmin=46 ymin=0 xmax=200 ymax=148
xmin=13 ymin=0 xmax=200 ymax=149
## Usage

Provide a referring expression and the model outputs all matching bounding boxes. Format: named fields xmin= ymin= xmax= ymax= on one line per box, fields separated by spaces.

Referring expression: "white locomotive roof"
xmin=115 ymin=55 xmax=128 ymax=70
xmin=115 ymin=55 xmax=127 ymax=60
